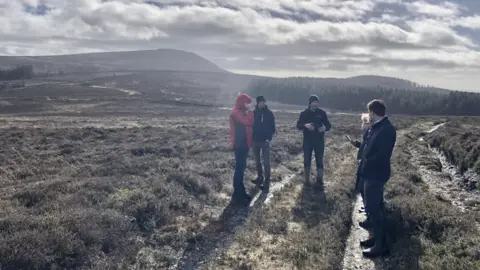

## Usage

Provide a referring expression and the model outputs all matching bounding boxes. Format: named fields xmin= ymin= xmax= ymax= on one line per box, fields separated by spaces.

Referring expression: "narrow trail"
xmin=411 ymin=123 xmax=480 ymax=227
xmin=341 ymin=122 xmax=437 ymax=270
xmin=90 ymin=85 xmax=141 ymax=95
xmin=173 ymin=157 xmax=303 ymax=270
xmin=342 ymin=195 xmax=382 ymax=270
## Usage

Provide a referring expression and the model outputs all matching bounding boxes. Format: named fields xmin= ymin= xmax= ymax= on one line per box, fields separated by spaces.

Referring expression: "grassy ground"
xmin=0 ymin=109 xmax=307 ymax=270
xmin=425 ymin=119 xmax=480 ymax=175
xmin=0 ymin=94 xmax=479 ymax=270
xmin=206 ymin=137 xmax=357 ymax=270
xmin=380 ymin=121 xmax=480 ymax=270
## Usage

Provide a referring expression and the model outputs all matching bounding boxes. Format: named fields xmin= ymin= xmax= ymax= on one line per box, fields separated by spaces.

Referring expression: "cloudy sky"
xmin=1 ymin=0 xmax=480 ymax=91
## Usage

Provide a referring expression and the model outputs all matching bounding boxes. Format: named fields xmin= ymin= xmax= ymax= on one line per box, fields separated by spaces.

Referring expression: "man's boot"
xmin=261 ymin=178 xmax=270 ymax=193
xmin=251 ymin=175 xmax=264 ymax=187
xmin=359 ymin=237 xmax=375 ymax=248
xmin=314 ymin=168 xmax=324 ymax=191
xmin=304 ymin=167 xmax=311 ymax=185
xmin=363 ymin=226 xmax=389 ymax=258
xmin=359 ymin=219 xmax=372 ymax=230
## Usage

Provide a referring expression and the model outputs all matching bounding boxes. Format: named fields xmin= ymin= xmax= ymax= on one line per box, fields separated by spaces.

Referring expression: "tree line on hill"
xmin=0 ymin=65 xmax=34 ymax=81
xmin=246 ymin=78 xmax=480 ymax=116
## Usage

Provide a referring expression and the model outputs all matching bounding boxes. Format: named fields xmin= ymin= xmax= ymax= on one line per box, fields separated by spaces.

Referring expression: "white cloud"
xmin=0 ymin=0 xmax=480 ymax=91
xmin=405 ymin=1 xmax=461 ymax=17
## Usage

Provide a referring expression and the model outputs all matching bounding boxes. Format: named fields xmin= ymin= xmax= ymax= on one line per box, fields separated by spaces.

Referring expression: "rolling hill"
xmin=0 ymin=49 xmax=227 ymax=74
xmin=1 ymin=48 xmax=451 ymax=95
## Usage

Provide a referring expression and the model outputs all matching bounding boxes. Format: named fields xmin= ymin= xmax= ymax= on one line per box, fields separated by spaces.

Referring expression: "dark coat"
xmin=253 ymin=106 xmax=276 ymax=142
xmin=358 ymin=117 xmax=397 ymax=182
xmin=296 ymin=108 xmax=332 ymax=143
xmin=353 ymin=128 xmax=371 ymax=161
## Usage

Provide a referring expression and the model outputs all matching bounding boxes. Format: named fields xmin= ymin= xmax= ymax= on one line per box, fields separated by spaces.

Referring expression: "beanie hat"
xmin=308 ymin=95 xmax=319 ymax=105
xmin=256 ymin=96 xmax=266 ymax=103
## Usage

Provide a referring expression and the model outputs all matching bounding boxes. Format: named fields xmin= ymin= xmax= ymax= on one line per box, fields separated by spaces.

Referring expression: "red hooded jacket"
xmin=229 ymin=94 xmax=254 ymax=148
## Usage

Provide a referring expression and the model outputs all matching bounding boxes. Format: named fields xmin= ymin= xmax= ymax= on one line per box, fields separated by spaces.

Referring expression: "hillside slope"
xmin=0 ymin=49 xmax=227 ymax=74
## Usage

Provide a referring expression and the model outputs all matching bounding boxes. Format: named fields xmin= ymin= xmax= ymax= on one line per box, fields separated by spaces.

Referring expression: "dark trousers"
xmin=253 ymin=141 xmax=271 ymax=181
xmin=363 ymin=178 xmax=387 ymax=240
xmin=303 ymin=139 xmax=325 ymax=169
xmin=233 ymin=145 xmax=249 ymax=198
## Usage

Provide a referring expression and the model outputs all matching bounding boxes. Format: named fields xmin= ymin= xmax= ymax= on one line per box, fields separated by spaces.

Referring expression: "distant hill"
xmin=1 ymin=49 xmax=452 ymax=94
xmin=0 ymin=49 xmax=227 ymax=74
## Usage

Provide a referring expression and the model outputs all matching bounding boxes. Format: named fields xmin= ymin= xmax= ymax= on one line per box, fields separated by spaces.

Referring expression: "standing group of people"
xmin=229 ymin=93 xmax=397 ymax=258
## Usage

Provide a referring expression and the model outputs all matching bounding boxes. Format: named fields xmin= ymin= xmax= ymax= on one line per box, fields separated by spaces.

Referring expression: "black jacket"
xmin=358 ymin=117 xmax=396 ymax=182
xmin=353 ymin=128 xmax=370 ymax=161
xmin=296 ymin=108 xmax=332 ymax=142
xmin=253 ymin=106 xmax=276 ymax=142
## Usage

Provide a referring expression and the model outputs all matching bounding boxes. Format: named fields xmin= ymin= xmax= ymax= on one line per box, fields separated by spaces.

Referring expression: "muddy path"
xmin=173 ymin=157 xmax=303 ymax=270
xmin=411 ymin=123 xmax=480 ymax=218
xmin=340 ymin=122 xmax=448 ymax=270
xmin=341 ymin=194 xmax=382 ymax=270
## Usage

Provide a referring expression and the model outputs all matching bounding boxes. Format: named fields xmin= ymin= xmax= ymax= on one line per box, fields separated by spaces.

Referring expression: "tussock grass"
xmin=382 ymin=124 xmax=480 ymax=270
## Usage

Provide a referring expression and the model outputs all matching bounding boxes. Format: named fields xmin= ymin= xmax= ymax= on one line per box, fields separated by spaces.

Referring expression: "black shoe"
xmin=360 ymin=238 xmax=375 ymax=248
xmin=251 ymin=177 xmax=264 ymax=186
xmin=359 ymin=220 xmax=371 ymax=229
xmin=362 ymin=245 xmax=389 ymax=258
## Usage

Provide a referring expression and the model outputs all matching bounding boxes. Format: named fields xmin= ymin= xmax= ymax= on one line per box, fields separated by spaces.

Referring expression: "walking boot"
xmin=261 ymin=178 xmax=270 ymax=193
xmin=251 ymin=176 xmax=264 ymax=187
xmin=359 ymin=237 xmax=375 ymax=248
xmin=363 ymin=229 xmax=389 ymax=258
xmin=314 ymin=168 xmax=324 ymax=191
xmin=304 ymin=167 xmax=311 ymax=185
xmin=359 ymin=220 xmax=372 ymax=230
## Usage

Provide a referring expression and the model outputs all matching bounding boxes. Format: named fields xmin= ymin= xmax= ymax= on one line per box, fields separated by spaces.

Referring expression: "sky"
xmin=1 ymin=1 xmax=480 ymax=91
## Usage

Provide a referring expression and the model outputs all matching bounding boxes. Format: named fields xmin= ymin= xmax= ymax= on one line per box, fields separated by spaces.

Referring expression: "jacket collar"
xmin=372 ymin=116 xmax=389 ymax=128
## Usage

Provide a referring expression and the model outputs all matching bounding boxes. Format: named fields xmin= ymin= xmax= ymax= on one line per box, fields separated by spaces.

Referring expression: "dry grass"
xmin=205 ymin=117 xmax=360 ymax=270
xmin=381 ymin=122 xmax=480 ymax=270
xmin=0 ymin=100 xmax=478 ymax=270
xmin=426 ymin=120 xmax=480 ymax=176
xmin=0 ymin=110 xmax=305 ymax=270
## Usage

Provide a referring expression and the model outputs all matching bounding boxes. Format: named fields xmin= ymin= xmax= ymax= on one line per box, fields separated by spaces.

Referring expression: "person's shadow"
xmin=372 ymin=201 xmax=422 ymax=270
xmin=292 ymin=183 xmax=328 ymax=228
xmin=176 ymin=187 xmax=268 ymax=270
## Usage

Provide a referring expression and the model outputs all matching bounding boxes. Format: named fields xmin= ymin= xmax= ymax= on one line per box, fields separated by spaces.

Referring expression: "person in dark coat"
xmin=296 ymin=95 xmax=332 ymax=190
xmin=251 ymin=96 xmax=276 ymax=192
xmin=349 ymin=114 xmax=371 ymax=204
xmin=229 ymin=93 xmax=255 ymax=206
xmin=357 ymin=99 xmax=397 ymax=258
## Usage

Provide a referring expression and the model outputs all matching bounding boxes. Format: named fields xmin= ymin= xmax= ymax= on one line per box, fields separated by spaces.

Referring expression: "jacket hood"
xmin=235 ymin=93 xmax=253 ymax=109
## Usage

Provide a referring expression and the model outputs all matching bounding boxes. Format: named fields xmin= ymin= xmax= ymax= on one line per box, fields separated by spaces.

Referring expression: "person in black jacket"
xmin=252 ymin=96 xmax=276 ymax=192
xmin=349 ymin=114 xmax=371 ymax=204
xmin=357 ymin=99 xmax=397 ymax=258
xmin=296 ymin=95 xmax=332 ymax=190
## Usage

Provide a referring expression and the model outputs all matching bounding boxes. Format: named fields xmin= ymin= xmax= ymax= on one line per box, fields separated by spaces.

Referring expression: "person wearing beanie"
xmin=296 ymin=94 xmax=332 ymax=190
xmin=229 ymin=93 xmax=255 ymax=206
xmin=251 ymin=96 xmax=276 ymax=192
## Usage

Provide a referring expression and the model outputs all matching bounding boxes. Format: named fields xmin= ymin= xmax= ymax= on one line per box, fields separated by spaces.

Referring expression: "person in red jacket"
xmin=229 ymin=93 xmax=255 ymax=206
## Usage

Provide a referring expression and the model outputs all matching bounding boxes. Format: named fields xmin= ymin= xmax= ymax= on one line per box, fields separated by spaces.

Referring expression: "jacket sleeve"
xmin=322 ymin=111 xmax=332 ymax=131
xmin=271 ymin=111 xmax=276 ymax=137
xmin=296 ymin=111 xmax=306 ymax=130
xmin=231 ymin=109 xmax=254 ymax=126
